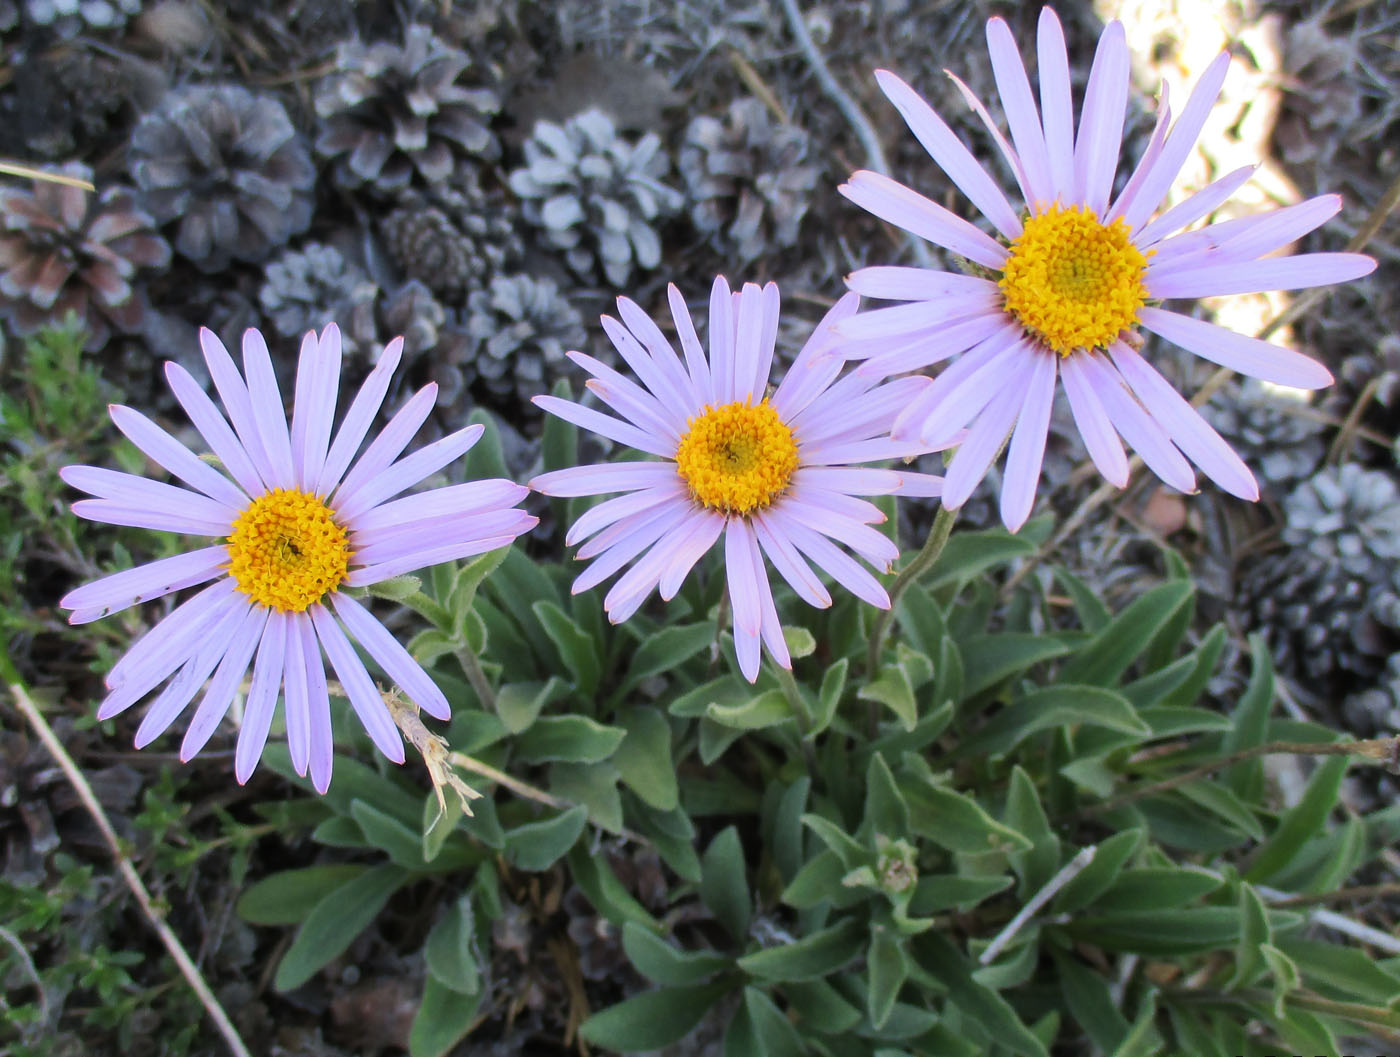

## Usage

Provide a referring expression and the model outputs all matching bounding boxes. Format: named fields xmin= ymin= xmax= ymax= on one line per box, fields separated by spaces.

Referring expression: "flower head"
xmin=61 ymin=325 xmax=536 ymax=792
xmin=530 ymin=278 xmax=945 ymax=682
xmin=838 ymin=8 xmax=1376 ymax=530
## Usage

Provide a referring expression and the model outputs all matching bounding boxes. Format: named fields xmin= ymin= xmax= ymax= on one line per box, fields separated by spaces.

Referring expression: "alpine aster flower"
xmin=838 ymin=8 xmax=1376 ymax=530
xmin=530 ymin=278 xmax=945 ymax=682
xmin=61 ymin=325 xmax=536 ymax=792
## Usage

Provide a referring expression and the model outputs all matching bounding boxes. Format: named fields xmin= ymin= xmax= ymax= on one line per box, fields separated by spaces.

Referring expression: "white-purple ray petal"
xmin=200 ymin=328 xmax=277 ymax=488
xmin=61 ymin=545 xmax=227 ymax=620
xmin=794 ymin=376 xmax=930 ymax=448
xmin=291 ymin=327 xmax=341 ymax=491
xmin=833 ymin=296 xmax=1003 ymax=343
xmin=668 ymin=283 xmax=713 ymax=405
xmin=298 ymin=616 xmax=335 ymax=793
xmin=875 ymin=68 xmax=1023 ymax=237
xmin=336 ymin=424 xmax=489 ymax=524
xmin=601 ymin=314 xmax=692 ymax=423
xmin=748 ymin=535 xmax=789 ymax=672
xmin=945 ymin=70 xmax=1038 ymax=210
xmin=1118 ymin=50 xmax=1231 ymax=231
xmin=531 ymin=396 xmax=672 ymax=457
xmin=62 ymin=465 xmax=237 ymax=520
xmin=573 ymin=354 xmax=683 ymax=442
xmin=844 ymin=267 xmax=997 ymax=305
xmin=317 ymin=337 xmax=404 ymax=496
xmin=353 ymin=508 xmax=533 ymax=566
xmin=242 ymin=328 xmax=295 ymax=491
xmin=1078 ymin=350 xmax=1197 ymax=495
xmin=771 ymin=511 xmax=889 ymax=609
xmin=133 ymin=601 xmax=246 ymax=748
xmin=106 ymin=579 xmax=237 ymax=687
xmin=1133 ymin=164 xmax=1255 ymax=248
xmin=1037 ymin=6 xmax=1076 ymax=199
xmin=573 ymin=502 xmax=688 ymax=592
xmin=531 ymin=461 xmax=679 ymax=498
xmin=603 ymin=535 xmax=676 ymax=623
xmin=657 ymin=510 xmax=724 ymax=601
xmin=725 ymin=521 xmax=763 ymax=682
xmin=1061 ymin=352 xmax=1129 ymax=486
xmin=235 ymin=609 xmax=289 ymax=783
xmin=780 ymin=500 xmax=897 ymax=570
xmin=986 ymin=18 xmax=1054 ymax=210
xmin=1148 ymin=253 xmax=1375 ymax=299
xmin=332 ymin=383 xmax=437 ymax=505
xmin=707 ymin=276 xmax=736 ymax=406
xmin=333 ymin=593 xmax=450 ymax=721
xmin=839 ymin=171 xmax=1009 ymax=270
xmin=891 ymin=331 xmax=1026 ymax=443
xmin=999 ymin=346 xmax=1057 ymax=531
xmin=616 ymin=295 xmax=696 ymax=407
xmin=179 ymin=603 xmax=268 ymax=761
xmin=345 ymin=521 xmax=536 ymax=586
xmin=1109 ymin=340 xmax=1258 ymax=500
xmin=1107 ymin=80 xmax=1171 ymax=224
xmin=310 ymin=603 xmax=405 ymax=764
xmin=792 ymin=466 xmax=903 ymax=496
xmin=1073 ymin=20 xmax=1129 ymax=215
xmin=941 ymin=386 xmax=1022 ymax=510
xmin=72 ymin=498 xmax=235 ymax=537
xmin=801 ymin=436 xmax=939 ymax=466
xmin=1138 ymin=306 xmax=1334 ymax=389
xmin=1182 ymin=194 xmax=1342 ymax=264
xmin=752 ymin=511 xmax=831 ymax=609
xmin=563 ymin=482 xmax=687 ymax=548
xmin=283 ymin=611 xmax=312 ymax=777
xmin=785 ymin=484 xmax=887 ymax=527
xmin=352 ymin=479 xmax=527 ymax=535
xmin=165 ymin=362 xmax=266 ymax=498
xmin=892 ymin=472 xmax=944 ymax=497
xmin=732 ymin=282 xmax=773 ymax=403
xmin=108 ymin=405 xmax=246 ymax=509
xmin=855 ymin=311 xmax=1010 ymax=379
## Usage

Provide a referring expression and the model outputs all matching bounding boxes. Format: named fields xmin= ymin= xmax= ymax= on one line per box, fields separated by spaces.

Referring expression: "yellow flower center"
xmin=226 ymin=489 xmax=351 ymax=612
xmin=999 ymin=205 xmax=1148 ymax=356
xmin=674 ymin=399 xmax=799 ymax=516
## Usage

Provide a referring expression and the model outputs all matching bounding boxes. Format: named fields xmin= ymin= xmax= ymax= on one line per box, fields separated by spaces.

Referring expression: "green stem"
xmin=773 ymin=661 xmax=819 ymax=777
xmin=867 ymin=505 xmax=957 ymax=679
xmin=708 ymin=585 xmax=730 ymax=678
xmin=454 ymin=645 xmax=497 ymax=715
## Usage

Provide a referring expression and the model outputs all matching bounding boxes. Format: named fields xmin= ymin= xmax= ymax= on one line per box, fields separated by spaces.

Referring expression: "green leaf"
xmin=783 ymin=980 xmax=862 ymax=1035
xmin=541 ymin=376 xmax=577 ymax=473
xmin=913 ymin=932 xmax=1048 ymax=1057
xmin=408 ymin=974 xmax=483 ymax=1057
xmin=957 ymin=684 xmax=1148 ymax=757
xmin=768 ymin=777 xmax=810 ymax=885
xmin=1275 ymin=937 xmax=1400 ymax=1005
xmin=908 ymin=873 xmax=1014 ymax=914
xmin=367 ymin=574 xmax=421 ymax=602
xmin=505 ymin=805 xmax=588 ymax=871
xmin=1093 ymin=868 xmax=1223 ymax=912
xmin=351 ymin=799 xmax=429 ymax=868
xmin=706 ymin=688 xmax=793 ymax=730
xmin=495 ymin=678 xmax=568 ymax=735
xmin=779 ymin=850 xmax=850 ymax=909
xmin=783 ymin=625 xmax=817 ymax=659
xmin=462 ymin=408 xmax=508 ymax=479
xmin=801 ymin=813 xmax=868 ymax=869
xmin=895 ymin=583 xmax=946 ymax=657
xmin=1137 ymin=705 xmax=1232 ymax=738
xmin=550 ymin=761 xmax=623 ymax=834
xmin=868 ymin=928 xmax=910 ymax=1030
xmin=959 ymin=633 xmax=1071 ymax=698
xmin=1064 ymin=907 xmax=1244 ymax=955
xmin=701 ymin=826 xmax=750 ymax=944
xmin=580 ymin=983 xmax=732 ymax=1050
xmin=862 ymin=752 xmax=910 ymax=838
xmin=1174 ymin=780 xmax=1264 ymax=840
xmin=1058 ymin=581 xmax=1194 ymax=687
xmin=1053 ymin=566 xmax=1111 ymax=632
xmin=905 ymin=780 xmax=1034 ymax=855
xmin=236 ymin=865 xmax=366 ymax=926
xmin=424 ymin=895 xmax=478 ymax=995
xmin=742 ymin=986 xmax=805 ymax=1057
xmin=1222 ymin=633 xmax=1275 ymax=799
xmin=926 ymin=530 xmax=1037 ymax=591
xmin=445 ymin=550 xmax=511 ymax=632
xmin=1052 ymin=829 xmax=1144 ymax=913
xmin=621 ymin=623 xmax=713 ymax=691
xmin=422 ymin=788 xmax=463 ymax=863
xmin=812 ymin=658 xmax=848 ymax=736
xmin=1245 ymin=754 xmax=1348 ymax=884
xmin=621 ymin=922 xmax=729 ymax=986
xmin=612 ymin=707 xmax=678 ymax=811
xmin=514 ymin=714 xmax=625 ymax=764
xmin=1054 ymin=951 xmax=1130 ymax=1053
xmin=1259 ymin=943 xmax=1300 ymax=1019
xmin=1227 ymin=884 xmax=1270 ymax=990
xmin=275 ymin=864 xmax=410 ymax=991
xmin=859 ymin=663 xmax=918 ymax=731
xmin=532 ymin=601 xmax=601 ymax=695
xmin=568 ymin=846 xmax=661 ymax=930
xmin=737 ymin=917 xmax=864 ymax=982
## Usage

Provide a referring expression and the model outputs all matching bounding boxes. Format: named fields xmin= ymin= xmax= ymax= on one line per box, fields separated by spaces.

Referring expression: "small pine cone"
xmin=508 ymin=109 xmax=683 ymax=287
xmin=21 ymin=0 xmax=140 ymax=36
xmin=129 ymin=84 xmax=315 ymax=272
xmin=379 ymin=179 xmax=521 ymax=305
xmin=462 ymin=273 xmax=585 ymax=405
xmin=314 ymin=23 xmax=502 ymax=194
xmin=1282 ymin=463 xmax=1400 ymax=576
xmin=680 ymin=97 xmax=820 ymax=262
xmin=1203 ymin=380 xmax=1327 ymax=495
xmin=259 ymin=243 xmax=378 ymax=358
xmin=0 ymin=161 xmax=170 ymax=350
xmin=377 ymin=279 xmax=445 ymax=364
xmin=1344 ymin=653 xmax=1400 ymax=737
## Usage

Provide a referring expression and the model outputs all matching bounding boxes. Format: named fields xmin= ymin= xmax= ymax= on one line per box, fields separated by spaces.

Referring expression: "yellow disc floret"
xmin=675 ymin=399 xmax=800 ymax=516
xmin=227 ymin=489 xmax=350 ymax=612
xmin=999 ymin=204 xmax=1148 ymax=356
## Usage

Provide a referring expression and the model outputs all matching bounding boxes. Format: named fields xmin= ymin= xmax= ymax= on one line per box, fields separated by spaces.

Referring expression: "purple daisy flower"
xmin=530 ymin=278 xmax=945 ymax=683
xmin=837 ymin=8 xmax=1376 ymax=530
xmin=61 ymin=325 xmax=536 ymax=792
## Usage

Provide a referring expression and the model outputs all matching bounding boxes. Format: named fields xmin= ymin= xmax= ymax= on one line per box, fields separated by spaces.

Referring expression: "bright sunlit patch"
xmin=999 ymin=205 xmax=1148 ymax=356
xmin=227 ymin=488 xmax=350 ymax=612
xmin=675 ymin=399 xmax=799 ymax=515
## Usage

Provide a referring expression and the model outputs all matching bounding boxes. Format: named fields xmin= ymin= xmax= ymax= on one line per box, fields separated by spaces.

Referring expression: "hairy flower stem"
xmin=773 ymin=661 xmax=820 ymax=776
xmin=454 ymin=644 xmax=497 ymax=715
xmin=708 ymin=585 xmax=731 ymax=678
xmin=867 ymin=505 xmax=957 ymax=681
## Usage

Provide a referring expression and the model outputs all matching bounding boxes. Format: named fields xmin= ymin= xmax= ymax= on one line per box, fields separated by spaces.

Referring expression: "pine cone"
xmin=508 ymin=108 xmax=682 ymax=287
xmin=0 ymin=161 xmax=169 ymax=350
xmin=379 ymin=178 xmax=521 ymax=305
xmin=1283 ymin=463 xmax=1400 ymax=574
xmin=259 ymin=242 xmax=378 ymax=355
xmin=20 ymin=0 xmax=140 ymax=36
xmin=314 ymin=23 xmax=502 ymax=194
xmin=129 ymin=83 xmax=315 ymax=272
xmin=680 ymin=97 xmax=820 ymax=262
xmin=1203 ymin=380 xmax=1327 ymax=496
xmin=462 ymin=273 xmax=585 ymax=407
xmin=0 ymin=47 xmax=151 ymax=161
